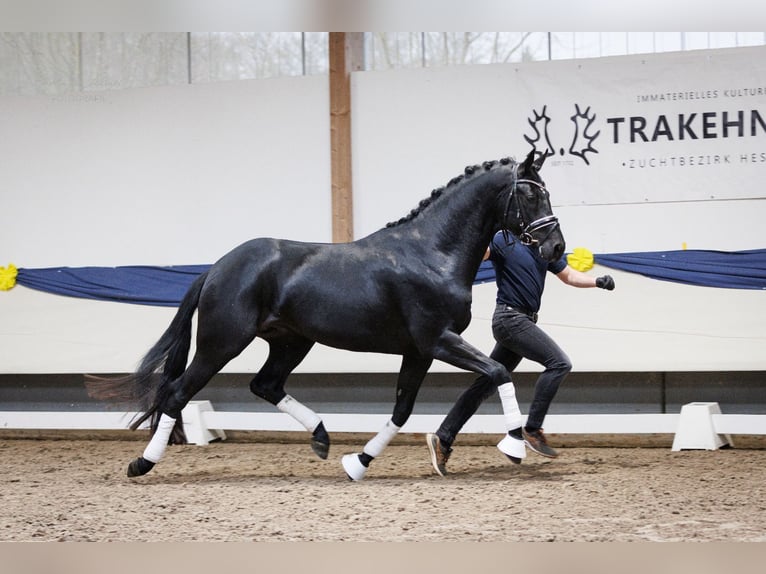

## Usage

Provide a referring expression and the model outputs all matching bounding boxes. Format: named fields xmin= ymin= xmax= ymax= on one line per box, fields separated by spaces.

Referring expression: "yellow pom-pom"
xmin=0 ymin=263 xmax=18 ymax=291
xmin=567 ymin=247 xmax=594 ymax=272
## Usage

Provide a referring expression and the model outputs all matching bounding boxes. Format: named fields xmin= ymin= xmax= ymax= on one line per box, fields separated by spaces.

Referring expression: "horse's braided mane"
xmin=385 ymin=156 xmax=515 ymax=228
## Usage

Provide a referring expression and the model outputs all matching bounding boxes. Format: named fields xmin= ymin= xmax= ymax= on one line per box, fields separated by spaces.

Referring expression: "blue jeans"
xmin=436 ymin=303 xmax=572 ymax=447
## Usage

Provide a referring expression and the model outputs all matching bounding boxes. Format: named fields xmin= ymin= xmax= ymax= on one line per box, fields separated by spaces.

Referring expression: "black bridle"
xmin=502 ymin=168 xmax=560 ymax=246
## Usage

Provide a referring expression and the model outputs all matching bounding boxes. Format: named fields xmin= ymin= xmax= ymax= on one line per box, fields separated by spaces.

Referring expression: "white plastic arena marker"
xmin=671 ymin=402 xmax=732 ymax=451
xmin=277 ymin=395 xmax=322 ymax=432
xmin=142 ymin=413 xmax=178 ymax=463
xmin=181 ymin=400 xmax=226 ymax=445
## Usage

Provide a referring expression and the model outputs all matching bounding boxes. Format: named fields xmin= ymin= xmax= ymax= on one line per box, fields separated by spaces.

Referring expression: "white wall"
xmin=0 ymin=76 xmax=333 ymax=374
xmin=0 ymin=76 xmax=332 ymax=267
xmin=1 ymin=48 xmax=764 ymax=375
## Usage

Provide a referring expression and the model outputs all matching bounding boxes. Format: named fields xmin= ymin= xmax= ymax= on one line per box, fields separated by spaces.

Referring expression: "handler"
xmin=427 ymin=230 xmax=615 ymax=476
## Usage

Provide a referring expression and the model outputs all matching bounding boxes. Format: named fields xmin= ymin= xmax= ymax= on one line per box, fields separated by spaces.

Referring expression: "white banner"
xmin=508 ymin=46 xmax=766 ymax=206
xmin=354 ymin=45 xmax=766 ymax=234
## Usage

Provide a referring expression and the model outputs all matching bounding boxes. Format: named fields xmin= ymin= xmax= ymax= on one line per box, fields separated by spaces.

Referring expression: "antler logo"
xmin=524 ymin=104 xmax=601 ymax=165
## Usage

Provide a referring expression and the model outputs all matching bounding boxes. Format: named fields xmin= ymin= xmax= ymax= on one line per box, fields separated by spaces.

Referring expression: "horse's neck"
xmin=405 ymin=175 xmax=502 ymax=283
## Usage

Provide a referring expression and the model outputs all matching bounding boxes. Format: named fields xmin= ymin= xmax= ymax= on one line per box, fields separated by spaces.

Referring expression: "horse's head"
xmin=500 ymin=150 xmax=565 ymax=262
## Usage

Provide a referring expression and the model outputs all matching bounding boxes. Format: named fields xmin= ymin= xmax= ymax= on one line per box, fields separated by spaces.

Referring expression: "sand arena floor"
xmin=1 ymin=431 xmax=765 ymax=543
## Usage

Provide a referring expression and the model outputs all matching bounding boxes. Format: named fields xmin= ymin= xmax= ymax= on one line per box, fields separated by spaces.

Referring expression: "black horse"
xmin=87 ymin=150 xmax=565 ymax=480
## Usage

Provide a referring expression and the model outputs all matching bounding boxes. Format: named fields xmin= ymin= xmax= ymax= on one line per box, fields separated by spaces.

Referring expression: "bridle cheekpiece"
xmin=502 ymin=165 xmax=560 ymax=246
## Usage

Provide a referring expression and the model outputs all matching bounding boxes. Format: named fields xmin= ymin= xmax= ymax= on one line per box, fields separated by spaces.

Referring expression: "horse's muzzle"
xmin=542 ymin=240 xmax=566 ymax=262
xmin=538 ymin=230 xmax=565 ymax=262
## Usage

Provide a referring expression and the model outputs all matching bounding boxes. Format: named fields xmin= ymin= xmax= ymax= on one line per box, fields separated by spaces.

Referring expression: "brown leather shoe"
xmin=426 ymin=433 xmax=452 ymax=476
xmin=522 ymin=428 xmax=559 ymax=458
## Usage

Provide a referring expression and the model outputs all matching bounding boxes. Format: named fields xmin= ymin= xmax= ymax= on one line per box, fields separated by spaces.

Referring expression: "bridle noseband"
xmin=502 ymin=167 xmax=560 ymax=246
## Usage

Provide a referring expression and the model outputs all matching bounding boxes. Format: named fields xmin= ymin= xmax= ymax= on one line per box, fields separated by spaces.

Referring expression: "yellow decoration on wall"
xmin=567 ymin=247 xmax=594 ymax=272
xmin=0 ymin=263 xmax=18 ymax=291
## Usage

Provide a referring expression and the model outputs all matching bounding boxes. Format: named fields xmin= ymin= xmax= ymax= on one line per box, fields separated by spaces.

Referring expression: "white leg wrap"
xmin=142 ymin=414 xmax=177 ymax=463
xmin=498 ymin=382 xmax=523 ymax=431
xmin=363 ymin=419 xmax=401 ymax=458
xmin=277 ymin=395 xmax=321 ymax=432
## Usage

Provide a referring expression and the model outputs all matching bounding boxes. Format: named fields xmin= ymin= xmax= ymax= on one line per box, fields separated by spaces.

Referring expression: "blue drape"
xmin=16 ymin=265 xmax=211 ymax=307
xmin=594 ymin=249 xmax=766 ymax=290
xmin=12 ymin=248 xmax=766 ymax=307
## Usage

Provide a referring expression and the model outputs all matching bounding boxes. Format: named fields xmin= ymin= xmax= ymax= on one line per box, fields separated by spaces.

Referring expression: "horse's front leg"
xmin=342 ymin=354 xmax=432 ymax=481
xmin=431 ymin=330 xmax=526 ymax=463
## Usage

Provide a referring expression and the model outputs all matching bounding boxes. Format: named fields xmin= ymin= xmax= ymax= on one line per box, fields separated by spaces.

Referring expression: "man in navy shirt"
xmin=427 ymin=230 xmax=615 ymax=476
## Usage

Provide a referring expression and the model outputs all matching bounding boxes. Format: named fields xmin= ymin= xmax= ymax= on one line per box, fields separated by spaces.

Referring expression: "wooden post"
xmin=329 ymin=33 xmax=364 ymax=243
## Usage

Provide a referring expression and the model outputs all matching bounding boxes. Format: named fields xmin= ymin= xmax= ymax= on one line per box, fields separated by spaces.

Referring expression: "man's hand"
xmin=596 ymin=275 xmax=615 ymax=290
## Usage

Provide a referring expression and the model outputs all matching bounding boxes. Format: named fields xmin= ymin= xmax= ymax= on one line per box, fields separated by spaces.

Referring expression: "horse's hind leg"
xmin=249 ymin=336 xmax=329 ymax=458
xmin=129 ymin=319 xmax=260 ymax=477
xmin=127 ymin=353 xmax=242 ymax=477
xmin=342 ymin=353 xmax=432 ymax=481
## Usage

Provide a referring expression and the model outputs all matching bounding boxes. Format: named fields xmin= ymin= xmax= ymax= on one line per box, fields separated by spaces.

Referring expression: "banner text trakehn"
xmin=607 ymin=110 xmax=766 ymax=143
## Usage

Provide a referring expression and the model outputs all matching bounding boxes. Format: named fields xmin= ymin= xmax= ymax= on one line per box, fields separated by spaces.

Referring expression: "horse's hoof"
xmin=311 ymin=438 xmax=330 ymax=460
xmin=127 ymin=456 xmax=155 ymax=477
xmin=311 ymin=422 xmax=330 ymax=459
xmin=497 ymin=434 xmax=526 ymax=464
xmin=341 ymin=453 xmax=367 ymax=481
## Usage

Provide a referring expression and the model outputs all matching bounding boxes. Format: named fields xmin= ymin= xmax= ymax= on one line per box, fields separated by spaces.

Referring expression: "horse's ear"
xmin=522 ymin=149 xmax=545 ymax=173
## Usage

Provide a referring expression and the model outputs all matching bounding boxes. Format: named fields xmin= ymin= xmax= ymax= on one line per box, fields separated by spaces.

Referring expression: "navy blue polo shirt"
xmin=488 ymin=231 xmax=567 ymax=313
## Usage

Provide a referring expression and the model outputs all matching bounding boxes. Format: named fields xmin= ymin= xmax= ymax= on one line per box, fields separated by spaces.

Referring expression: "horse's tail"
xmin=85 ymin=271 xmax=209 ymax=444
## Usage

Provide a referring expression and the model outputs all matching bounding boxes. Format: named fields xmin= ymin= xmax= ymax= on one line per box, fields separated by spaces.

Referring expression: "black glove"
xmin=596 ymin=275 xmax=615 ymax=291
